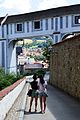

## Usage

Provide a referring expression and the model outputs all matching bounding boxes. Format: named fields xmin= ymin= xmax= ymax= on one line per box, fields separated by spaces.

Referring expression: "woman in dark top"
xmin=28 ymin=74 xmax=38 ymax=112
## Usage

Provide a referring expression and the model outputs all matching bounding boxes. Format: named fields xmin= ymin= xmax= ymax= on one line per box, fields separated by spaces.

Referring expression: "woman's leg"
xmin=40 ymin=96 xmax=43 ymax=112
xmin=29 ymin=97 xmax=33 ymax=112
xmin=43 ymin=96 xmax=46 ymax=113
xmin=35 ymin=96 xmax=38 ymax=112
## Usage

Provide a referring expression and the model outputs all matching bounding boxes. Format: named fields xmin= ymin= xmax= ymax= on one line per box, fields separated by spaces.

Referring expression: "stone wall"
xmin=50 ymin=34 xmax=80 ymax=99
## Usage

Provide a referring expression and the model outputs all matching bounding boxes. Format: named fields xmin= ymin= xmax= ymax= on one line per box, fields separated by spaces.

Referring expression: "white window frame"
xmin=33 ymin=20 xmax=41 ymax=30
xmin=16 ymin=23 xmax=23 ymax=32
xmin=73 ymin=15 xmax=80 ymax=25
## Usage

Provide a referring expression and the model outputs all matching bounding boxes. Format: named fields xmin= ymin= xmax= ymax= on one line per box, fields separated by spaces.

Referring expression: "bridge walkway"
xmin=24 ymin=85 xmax=80 ymax=120
xmin=5 ymin=75 xmax=80 ymax=120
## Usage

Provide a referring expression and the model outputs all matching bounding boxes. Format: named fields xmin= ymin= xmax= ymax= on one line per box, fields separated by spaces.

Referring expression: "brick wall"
xmin=50 ymin=34 xmax=80 ymax=99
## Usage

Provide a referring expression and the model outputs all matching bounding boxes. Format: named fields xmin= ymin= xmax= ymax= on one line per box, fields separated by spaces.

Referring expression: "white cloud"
xmin=0 ymin=0 xmax=80 ymax=16
xmin=0 ymin=0 xmax=31 ymax=13
xmin=0 ymin=0 xmax=69 ymax=15
xmin=37 ymin=0 xmax=69 ymax=10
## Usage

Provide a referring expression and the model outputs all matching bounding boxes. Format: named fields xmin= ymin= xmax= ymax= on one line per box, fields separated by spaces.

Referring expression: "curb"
xmin=18 ymin=83 xmax=29 ymax=120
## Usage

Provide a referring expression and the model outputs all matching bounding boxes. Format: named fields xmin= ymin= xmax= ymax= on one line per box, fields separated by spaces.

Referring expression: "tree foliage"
xmin=42 ymin=39 xmax=53 ymax=61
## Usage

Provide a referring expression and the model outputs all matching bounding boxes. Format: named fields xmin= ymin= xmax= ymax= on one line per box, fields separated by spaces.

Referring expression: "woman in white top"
xmin=38 ymin=75 xmax=48 ymax=113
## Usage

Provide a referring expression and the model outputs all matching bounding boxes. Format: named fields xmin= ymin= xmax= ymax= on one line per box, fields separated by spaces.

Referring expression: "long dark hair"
xmin=33 ymin=74 xmax=37 ymax=80
xmin=38 ymin=75 xmax=45 ymax=85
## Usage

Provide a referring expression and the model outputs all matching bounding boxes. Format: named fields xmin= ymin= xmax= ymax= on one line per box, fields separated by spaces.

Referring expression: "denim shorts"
xmin=39 ymin=91 xmax=48 ymax=97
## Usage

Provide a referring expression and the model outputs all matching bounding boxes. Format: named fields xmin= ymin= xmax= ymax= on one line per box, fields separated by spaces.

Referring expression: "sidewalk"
xmin=4 ymin=83 xmax=29 ymax=120
xmin=4 ymin=73 xmax=80 ymax=120
xmin=4 ymin=73 xmax=49 ymax=120
xmin=24 ymin=85 xmax=80 ymax=120
xmin=24 ymin=95 xmax=55 ymax=120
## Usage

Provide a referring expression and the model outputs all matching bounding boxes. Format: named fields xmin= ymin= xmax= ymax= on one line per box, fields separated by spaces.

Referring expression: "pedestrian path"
xmin=24 ymin=97 xmax=55 ymax=120
xmin=24 ymin=85 xmax=80 ymax=120
xmin=4 ymin=83 xmax=28 ymax=120
xmin=4 ymin=74 xmax=80 ymax=120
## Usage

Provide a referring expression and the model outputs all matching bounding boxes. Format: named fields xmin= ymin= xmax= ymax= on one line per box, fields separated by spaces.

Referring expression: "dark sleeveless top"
xmin=30 ymin=81 xmax=38 ymax=90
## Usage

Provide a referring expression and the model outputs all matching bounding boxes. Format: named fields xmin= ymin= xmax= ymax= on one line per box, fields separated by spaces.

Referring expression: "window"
xmin=45 ymin=19 xmax=48 ymax=30
xmin=51 ymin=18 xmax=54 ymax=29
xmin=66 ymin=16 xmax=68 ymax=28
xmin=27 ymin=21 xmax=29 ymax=32
xmin=55 ymin=35 xmax=58 ymax=43
xmin=10 ymin=24 xmax=12 ymax=34
xmin=6 ymin=24 xmax=8 ymax=35
xmin=2 ymin=42 xmax=5 ymax=67
xmin=60 ymin=17 xmax=63 ymax=29
xmin=2 ymin=25 xmax=4 ymax=38
xmin=55 ymin=18 xmax=58 ymax=31
xmin=16 ymin=23 xmax=23 ymax=32
xmin=74 ymin=16 xmax=80 ymax=24
xmin=33 ymin=20 xmax=41 ymax=30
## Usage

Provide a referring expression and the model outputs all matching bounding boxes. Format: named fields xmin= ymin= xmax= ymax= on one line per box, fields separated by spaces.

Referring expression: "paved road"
xmin=23 ymin=85 xmax=80 ymax=120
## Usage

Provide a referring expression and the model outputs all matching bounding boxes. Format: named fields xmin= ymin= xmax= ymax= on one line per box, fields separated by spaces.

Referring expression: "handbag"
xmin=27 ymin=89 xmax=32 ymax=97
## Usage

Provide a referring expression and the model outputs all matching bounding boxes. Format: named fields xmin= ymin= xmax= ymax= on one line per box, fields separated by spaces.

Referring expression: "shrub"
xmin=36 ymin=69 xmax=46 ymax=77
xmin=0 ymin=79 xmax=11 ymax=90
xmin=0 ymin=67 xmax=22 ymax=91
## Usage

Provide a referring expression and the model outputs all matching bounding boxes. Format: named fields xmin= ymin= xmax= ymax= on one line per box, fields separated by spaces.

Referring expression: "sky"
xmin=0 ymin=0 xmax=80 ymax=17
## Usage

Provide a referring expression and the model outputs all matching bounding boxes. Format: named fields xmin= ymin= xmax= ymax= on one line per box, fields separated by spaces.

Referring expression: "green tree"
xmin=42 ymin=39 xmax=53 ymax=61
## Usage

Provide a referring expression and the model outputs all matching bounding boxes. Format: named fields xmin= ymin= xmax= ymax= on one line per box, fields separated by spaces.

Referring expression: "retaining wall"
xmin=0 ymin=78 xmax=26 ymax=120
xmin=50 ymin=34 xmax=80 ymax=99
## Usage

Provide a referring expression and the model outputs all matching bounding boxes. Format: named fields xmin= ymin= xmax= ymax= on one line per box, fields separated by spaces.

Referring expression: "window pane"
xmin=27 ymin=22 xmax=29 ymax=32
xmin=55 ymin=18 xmax=58 ymax=31
xmin=51 ymin=18 xmax=54 ymax=29
xmin=45 ymin=19 xmax=48 ymax=30
xmin=55 ymin=35 xmax=58 ymax=43
xmin=75 ymin=16 xmax=80 ymax=24
xmin=60 ymin=17 xmax=63 ymax=29
xmin=16 ymin=23 xmax=23 ymax=31
xmin=34 ymin=21 xmax=40 ymax=29
xmin=66 ymin=16 xmax=68 ymax=28
xmin=10 ymin=24 xmax=12 ymax=34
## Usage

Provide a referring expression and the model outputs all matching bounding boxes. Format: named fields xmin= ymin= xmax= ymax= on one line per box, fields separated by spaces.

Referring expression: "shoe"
xmin=40 ymin=110 xmax=44 ymax=113
xmin=43 ymin=111 xmax=45 ymax=113
xmin=29 ymin=109 xmax=31 ymax=112
xmin=39 ymin=111 xmax=42 ymax=113
xmin=40 ymin=110 xmax=45 ymax=114
xmin=35 ymin=109 xmax=37 ymax=112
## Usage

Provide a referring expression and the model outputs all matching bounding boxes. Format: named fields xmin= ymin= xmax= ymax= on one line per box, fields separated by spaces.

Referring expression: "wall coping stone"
xmin=0 ymin=77 xmax=25 ymax=100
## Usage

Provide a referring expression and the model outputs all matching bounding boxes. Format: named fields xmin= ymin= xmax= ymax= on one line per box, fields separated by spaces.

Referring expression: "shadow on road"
xmin=24 ymin=111 xmax=43 ymax=115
